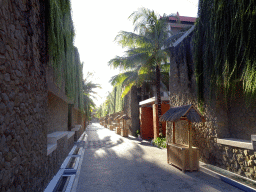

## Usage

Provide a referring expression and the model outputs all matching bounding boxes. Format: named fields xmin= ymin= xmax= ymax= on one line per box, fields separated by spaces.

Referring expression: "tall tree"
xmin=82 ymin=73 xmax=101 ymax=121
xmin=109 ymin=8 xmax=175 ymax=135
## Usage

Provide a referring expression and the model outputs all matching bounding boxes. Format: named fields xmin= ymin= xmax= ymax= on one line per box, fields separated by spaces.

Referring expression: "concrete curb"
xmin=200 ymin=162 xmax=256 ymax=192
xmin=71 ymin=132 xmax=88 ymax=192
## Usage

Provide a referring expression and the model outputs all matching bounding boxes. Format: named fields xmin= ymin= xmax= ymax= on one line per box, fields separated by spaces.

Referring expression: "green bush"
xmin=135 ymin=129 xmax=140 ymax=137
xmin=152 ymin=137 xmax=166 ymax=148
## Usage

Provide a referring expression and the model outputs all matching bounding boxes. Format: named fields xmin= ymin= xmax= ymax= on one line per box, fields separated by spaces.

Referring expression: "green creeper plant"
xmin=194 ymin=0 xmax=256 ymax=105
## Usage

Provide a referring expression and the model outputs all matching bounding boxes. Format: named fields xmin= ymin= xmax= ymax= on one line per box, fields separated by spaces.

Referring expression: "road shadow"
xmin=76 ymin=125 xmax=243 ymax=192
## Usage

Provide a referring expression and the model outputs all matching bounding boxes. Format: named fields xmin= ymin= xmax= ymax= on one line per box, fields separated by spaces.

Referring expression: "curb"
xmin=71 ymin=132 xmax=88 ymax=192
xmin=200 ymin=162 xmax=256 ymax=192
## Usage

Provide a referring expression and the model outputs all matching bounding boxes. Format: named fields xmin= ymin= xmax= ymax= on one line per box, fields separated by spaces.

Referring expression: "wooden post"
xmin=188 ymin=121 xmax=192 ymax=171
xmin=172 ymin=122 xmax=175 ymax=144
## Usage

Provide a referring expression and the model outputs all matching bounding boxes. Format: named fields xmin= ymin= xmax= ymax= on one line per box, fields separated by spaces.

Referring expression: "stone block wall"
xmin=124 ymin=86 xmax=140 ymax=136
xmin=168 ymin=33 xmax=256 ymax=179
xmin=68 ymin=135 xmax=75 ymax=152
xmin=0 ymin=1 xmax=78 ymax=191
xmin=46 ymin=135 xmax=69 ymax=182
xmin=214 ymin=144 xmax=256 ymax=179
xmin=72 ymin=108 xmax=79 ymax=127
xmin=0 ymin=1 xmax=51 ymax=191
xmin=47 ymin=92 xmax=68 ymax=134
xmin=227 ymin=83 xmax=256 ymax=140
xmin=74 ymin=128 xmax=83 ymax=142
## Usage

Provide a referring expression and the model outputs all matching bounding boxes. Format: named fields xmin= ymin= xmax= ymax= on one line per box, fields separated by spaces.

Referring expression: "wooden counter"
xmin=167 ymin=143 xmax=199 ymax=172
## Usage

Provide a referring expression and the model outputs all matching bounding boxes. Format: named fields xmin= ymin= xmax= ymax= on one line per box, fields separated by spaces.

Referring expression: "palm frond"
xmin=115 ymin=31 xmax=152 ymax=48
xmin=109 ymin=71 xmax=134 ymax=86
xmin=121 ymin=82 xmax=135 ymax=98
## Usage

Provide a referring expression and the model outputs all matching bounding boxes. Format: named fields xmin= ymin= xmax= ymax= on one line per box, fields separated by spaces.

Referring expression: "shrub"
xmin=152 ymin=137 xmax=166 ymax=148
xmin=135 ymin=129 xmax=140 ymax=137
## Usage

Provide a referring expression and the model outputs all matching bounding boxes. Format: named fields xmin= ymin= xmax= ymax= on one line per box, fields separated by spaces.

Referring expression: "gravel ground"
xmin=75 ymin=123 xmax=243 ymax=192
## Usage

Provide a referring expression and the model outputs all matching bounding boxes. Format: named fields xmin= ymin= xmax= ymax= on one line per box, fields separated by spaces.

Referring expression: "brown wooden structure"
xmin=119 ymin=114 xmax=131 ymax=137
xmin=115 ymin=115 xmax=121 ymax=135
xmin=160 ymin=104 xmax=205 ymax=172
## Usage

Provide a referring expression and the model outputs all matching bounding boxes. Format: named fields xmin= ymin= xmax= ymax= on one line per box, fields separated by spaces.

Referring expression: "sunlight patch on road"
xmin=93 ymin=149 xmax=107 ymax=158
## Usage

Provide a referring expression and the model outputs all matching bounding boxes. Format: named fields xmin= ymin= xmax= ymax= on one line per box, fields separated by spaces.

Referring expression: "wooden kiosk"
xmin=108 ymin=116 xmax=114 ymax=130
xmin=115 ymin=115 xmax=122 ymax=135
xmin=120 ymin=114 xmax=130 ymax=137
xmin=104 ymin=115 xmax=109 ymax=128
xmin=160 ymin=105 xmax=205 ymax=172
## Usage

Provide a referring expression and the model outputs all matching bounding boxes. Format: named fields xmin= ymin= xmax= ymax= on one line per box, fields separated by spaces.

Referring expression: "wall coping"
xmin=47 ymin=131 xmax=68 ymax=144
xmin=217 ymin=138 xmax=253 ymax=150
xmin=62 ymin=131 xmax=75 ymax=139
xmin=47 ymin=131 xmax=69 ymax=156
xmin=47 ymin=144 xmax=57 ymax=156
xmin=71 ymin=125 xmax=81 ymax=132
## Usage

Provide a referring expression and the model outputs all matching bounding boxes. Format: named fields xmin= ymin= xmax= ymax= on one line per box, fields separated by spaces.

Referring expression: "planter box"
xmin=167 ymin=143 xmax=199 ymax=172
xmin=121 ymin=129 xmax=128 ymax=137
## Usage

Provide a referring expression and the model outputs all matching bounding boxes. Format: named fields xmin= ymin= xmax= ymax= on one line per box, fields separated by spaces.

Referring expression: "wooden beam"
xmin=188 ymin=121 xmax=192 ymax=171
xmin=180 ymin=117 xmax=188 ymax=121
xmin=173 ymin=122 xmax=175 ymax=144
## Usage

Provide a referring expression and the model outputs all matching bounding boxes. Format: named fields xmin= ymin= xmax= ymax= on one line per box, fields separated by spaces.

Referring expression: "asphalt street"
xmin=75 ymin=123 xmax=242 ymax=192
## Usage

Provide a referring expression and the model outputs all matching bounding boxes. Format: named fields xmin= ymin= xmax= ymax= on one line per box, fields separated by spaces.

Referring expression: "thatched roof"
xmin=108 ymin=116 xmax=113 ymax=121
xmin=159 ymin=104 xmax=204 ymax=123
xmin=114 ymin=115 xmax=120 ymax=120
xmin=119 ymin=114 xmax=131 ymax=120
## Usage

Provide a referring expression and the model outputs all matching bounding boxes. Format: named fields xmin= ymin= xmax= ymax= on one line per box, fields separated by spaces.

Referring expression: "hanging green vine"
xmin=194 ymin=0 xmax=256 ymax=104
xmin=46 ymin=0 xmax=85 ymax=113
xmin=47 ymin=0 xmax=79 ymax=100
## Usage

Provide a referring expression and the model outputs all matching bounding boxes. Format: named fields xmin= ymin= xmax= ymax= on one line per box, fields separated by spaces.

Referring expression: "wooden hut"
xmin=160 ymin=104 xmax=205 ymax=172
xmin=107 ymin=116 xmax=113 ymax=129
xmin=104 ymin=115 xmax=109 ymax=128
xmin=114 ymin=115 xmax=121 ymax=134
xmin=119 ymin=114 xmax=131 ymax=137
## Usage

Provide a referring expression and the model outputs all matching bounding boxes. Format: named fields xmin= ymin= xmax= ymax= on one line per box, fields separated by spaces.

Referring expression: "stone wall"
xmin=168 ymin=32 xmax=256 ymax=179
xmin=46 ymin=135 xmax=69 ymax=183
xmin=0 ymin=1 xmax=51 ymax=191
xmin=72 ymin=107 xmax=79 ymax=127
xmin=227 ymin=82 xmax=256 ymax=140
xmin=68 ymin=135 xmax=75 ymax=153
xmin=47 ymin=92 xmax=68 ymax=134
xmin=124 ymin=86 xmax=140 ymax=136
xmin=215 ymin=144 xmax=256 ymax=179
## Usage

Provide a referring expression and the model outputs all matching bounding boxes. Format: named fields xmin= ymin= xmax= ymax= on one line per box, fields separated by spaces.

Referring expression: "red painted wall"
xmin=153 ymin=103 xmax=170 ymax=140
xmin=139 ymin=107 xmax=153 ymax=139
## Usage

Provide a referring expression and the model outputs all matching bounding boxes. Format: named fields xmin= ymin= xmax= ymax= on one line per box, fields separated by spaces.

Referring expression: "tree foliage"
xmin=194 ymin=0 xmax=256 ymax=104
xmin=82 ymin=76 xmax=101 ymax=119
xmin=95 ymin=84 xmax=124 ymax=118
xmin=108 ymin=8 xmax=177 ymax=134
xmin=46 ymin=0 xmax=86 ymax=113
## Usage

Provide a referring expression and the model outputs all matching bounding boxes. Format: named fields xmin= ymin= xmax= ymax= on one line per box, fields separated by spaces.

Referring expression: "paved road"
xmin=75 ymin=123 xmax=242 ymax=192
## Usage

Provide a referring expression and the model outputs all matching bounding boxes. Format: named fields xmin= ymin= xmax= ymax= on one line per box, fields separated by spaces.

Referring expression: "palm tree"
xmin=109 ymin=64 xmax=169 ymax=99
xmin=82 ymin=77 xmax=101 ymax=123
xmin=108 ymin=8 xmax=175 ymax=135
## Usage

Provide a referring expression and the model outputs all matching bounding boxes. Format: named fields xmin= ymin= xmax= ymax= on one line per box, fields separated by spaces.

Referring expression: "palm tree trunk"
xmin=156 ymin=64 xmax=162 ymax=136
